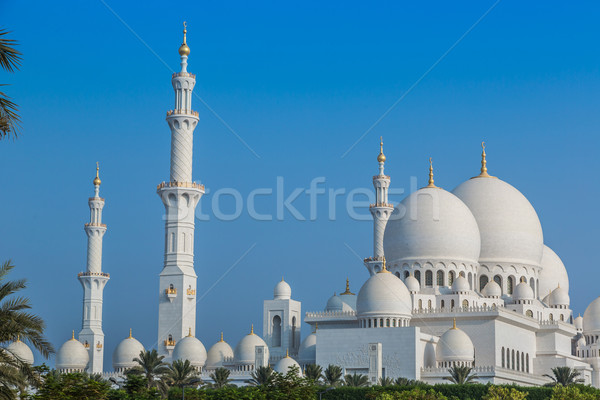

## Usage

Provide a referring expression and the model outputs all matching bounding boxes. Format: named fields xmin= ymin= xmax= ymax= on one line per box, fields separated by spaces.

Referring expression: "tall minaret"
xmin=364 ymin=138 xmax=394 ymax=276
xmin=78 ymin=163 xmax=109 ymax=373
xmin=157 ymin=23 xmax=204 ymax=359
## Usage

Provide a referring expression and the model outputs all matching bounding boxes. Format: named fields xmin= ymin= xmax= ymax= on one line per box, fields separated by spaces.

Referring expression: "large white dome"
xmin=206 ymin=334 xmax=234 ymax=368
xmin=234 ymin=327 xmax=269 ymax=364
xmin=453 ymin=177 xmax=543 ymax=266
xmin=273 ymin=353 xmax=302 ymax=376
xmin=583 ymin=297 xmax=600 ymax=335
xmin=436 ymin=321 xmax=474 ymax=363
xmin=356 ymin=271 xmax=412 ymax=318
xmin=539 ymin=245 xmax=569 ymax=296
xmin=172 ymin=332 xmax=207 ymax=368
xmin=112 ymin=332 xmax=145 ymax=371
xmin=56 ymin=334 xmax=89 ymax=371
xmin=298 ymin=332 xmax=316 ymax=363
xmin=274 ymin=279 xmax=292 ymax=300
xmin=383 ymin=187 xmax=480 ymax=264
xmin=6 ymin=339 xmax=34 ymax=365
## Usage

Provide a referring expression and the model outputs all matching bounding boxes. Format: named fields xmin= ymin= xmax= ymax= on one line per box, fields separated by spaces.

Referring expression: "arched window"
xmin=368 ymin=319 xmax=372 ymax=328
xmin=437 ymin=270 xmax=444 ymax=286
xmin=549 ymin=314 xmax=554 ymax=321
xmin=380 ymin=318 xmax=384 ymax=327
xmin=493 ymin=275 xmax=502 ymax=289
xmin=560 ymin=314 xmax=564 ymax=321
xmin=272 ymin=315 xmax=282 ymax=347
xmin=483 ymin=303 xmax=487 ymax=309
xmin=526 ymin=310 xmax=533 ymax=318
xmin=480 ymin=275 xmax=489 ymax=291
xmin=418 ymin=299 xmax=423 ymax=310
xmin=428 ymin=300 xmax=432 ymax=309
xmin=462 ymin=300 xmax=469 ymax=309
xmin=292 ymin=316 xmax=297 ymax=347
xmin=529 ymin=277 xmax=535 ymax=294
xmin=414 ymin=270 xmax=421 ymax=284
xmin=526 ymin=354 xmax=529 ymax=373
xmin=395 ymin=271 xmax=400 ymax=278
xmin=501 ymin=347 xmax=505 ymax=368
xmin=507 ymin=276 xmax=515 ymax=295
xmin=441 ymin=300 xmax=445 ymax=309
xmin=521 ymin=352 xmax=525 ymax=372
xmin=386 ymin=319 xmax=390 ymax=327
xmin=448 ymin=271 xmax=455 ymax=285
xmin=451 ymin=300 xmax=455 ymax=309
xmin=506 ymin=348 xmax=511 ymax=369
xmin=425 ymin=270 xmax=433 ymax=287
xmin=516 ymin=351 xmax=520 ymax=371
xmin=404 ymin=271 xmax=410 ymax=279
xmin=512 ymin=350 xmax=515 ymax=370
xmin=468 ymin=272 xmax=473 ymax=289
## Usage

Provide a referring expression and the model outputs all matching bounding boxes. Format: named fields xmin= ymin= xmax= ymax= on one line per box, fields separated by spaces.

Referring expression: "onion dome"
xmin=112 ymin=329 xmax=145 ymax=372
xmin=513 ymin=280 xmax=534 ymax=301
xmin=298 ymin=330 xmax=317 ymax=364
xmin=178 ymin=23 xmax=190 ymax=56
xmin=172 ymin=328 xmax=207 ymax=368
xmin=452 ymin=145 xmax=543 ymax=267
xmin=481 ymin=280 xmax=501 ymax=298
xmin=206 ymin=332 xmax=234 ymax=368
xmin=274 ymin=278 xmax=292 ymax=300
xmin=56 ymin=331 xmax=89 ymax=372
xmin=6 ymin=337 xmax=34 ymax=365
xmin=383 ymin=186 xmax=480 ymax=266
xmin=452 ymin=274 xmax=470 ymax=294
xmin=356 ymin=267 xmax=412 ymax=319
xmin=575 ymin=314 xmax=584 ymax=331
xmin=436 ymin=320 xmax=474 ymax=364
xmin=273 ymin=350 xmax=302 ymax=376
xmin=405 ymin=275 xmax=421 ymax=293
xmin=234 ymin=325 xmax=269 ymax=364
xmin=325 ymin=293 xmax=344 ymax=311
xmin=538 ymin=245 xmax=569 ymax=297
xmin=377 ymin=137 xmax=386 ymax=163
xmin=548 ymin=285 xmax=570 ymax=308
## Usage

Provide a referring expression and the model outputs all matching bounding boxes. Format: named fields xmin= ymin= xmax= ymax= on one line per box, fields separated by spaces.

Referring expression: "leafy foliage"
xmin=443 ymin=365 xmax=479 ymax=384
xmin=163 ymin=359 xmax=201 ymax=388
xmin=482 ymin=385 xmax=528 ymax=400
xmin=373 ymin=388 xmax=448 ymax=400
xmin=126 ymin=349 xmax=169 ymax=395
xmin=550 ymin=385 xmax=598 ymax=400
xmin=344 ymin=373 xmax=369 ymax=387
xmin=32 ymin=372 xmax=111 ymax=400
xmin=0 ymin=29 xmax=22 ymax=139
xmin=304 ymin=364 xmax=322 ymax=383
xmin=248 ymin=366 xmax=273 ymax=386
xmin=206 ymin=367 xmax=234 ymax=389
xmin=543 ymin=367 xmax=584 ymax=386
xmin=322 ymin=364 xmax=343 ymax=387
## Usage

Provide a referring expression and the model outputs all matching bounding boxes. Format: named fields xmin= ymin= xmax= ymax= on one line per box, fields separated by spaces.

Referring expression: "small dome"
xmin=575 ymin=314 xmax=584 ymax=331
xmin=453 ymin=177 xmax=543 ymax=267
xmin=405 ymin=275 xmax=421 ymax=293
xmin=172 ymin=331 xmax=207 ymax=368
xmin=325 ymin=294 xmax=344 ymax=311
xmin=234 ymin=326 xmax=269 ymax=364
xmin=274 ymin=279 xmax=292 ymax=300
xmin=384 ymin=188 xmax=481 ymax=265
xmin=481 ymin=280 xmax=501 ymax=298
xmin=356 ymin=271 xmax=412 ymax=318
xmin=539 ymin=245 xmax=569 ymax=297
xmin=206 ymin=334 xmax=234 ymax=368
xmin=436 ymin=321 xmax=474 ymax=363
xmin=452 ymin=275 xmax=470 ymax=293
xmin=549 ymin=286 xmax=570 ymax=307
xmin=56 ymin=333 xmax=89 ymax=371
xmin=584 ymin=297 xmax=600 ymax=335
xmin=513 ymin=281 xmax=534 ymax=300
xmin=298 ymin=332 xmax=316 ymax=363
xmin=113 ymin=331 xmax=145 ymax=371
xmin=7 ymin=339 xmax=34 ymax=365
xmin=273 ymin=352 xmax=302 ymax=376
xmin=423 ymin=340 xmax=436 ymax=368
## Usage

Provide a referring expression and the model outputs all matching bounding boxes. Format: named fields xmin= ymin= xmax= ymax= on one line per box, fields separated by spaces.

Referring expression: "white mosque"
xmin=10 ymin=26 xmax=600 ymax=387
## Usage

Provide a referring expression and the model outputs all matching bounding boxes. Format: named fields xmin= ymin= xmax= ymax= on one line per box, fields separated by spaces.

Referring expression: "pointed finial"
xmin=426 ymin=157 xmax=437 ymax=188
xmin=16 ymin=334 xmax=20 ymax=342
xmin=219 ymin=331 xmax=224 ymax=342
xmin=281 ymin=276 xmax=284 ymax=282
xmin=179 ymin=21 xmax=190 ymax=56
xmin=379 ymin=257 xmax=391 ymax=273
xmin=71 ymin=330 xmax=75 ymax=340
xmin=188 ymin=327 xmax=192 ymax=337
xmin=452 ymin=318 xmax=457 ymax=329
xmin=474 ymin=141 xmax=494 ymax=178
xmin=93 ymin=162 xmax=101 ymax=186
xmin=286 ymin=348 xmax=289 ymax=358
xmin=377 ymin=136 xmax=386 ymax=163
xmin=341 ymin=277 xmax=355 ymax=295
xmin=250 ymin=324 xmax=254 ymax=335
xmin=128 ymin=328 xmax=132 ymax=339
xmin=314 ymin=323 xmax=318 ymax=332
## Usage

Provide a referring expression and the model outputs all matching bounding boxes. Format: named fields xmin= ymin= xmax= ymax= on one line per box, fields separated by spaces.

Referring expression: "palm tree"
xmin=344 ymin=373 xmax=369 ymax=387
xmin=543 ymin=366 xmax=584 ymax=386
xmin=0 ymin=261 xmax=53 ymax=396
xmin=304 ymin=364 xmax=322 ymax=383
xmin=394 ymin=377 xmax=419 ymax=386
xmin=164 ymin=359 xmax=200 ymax=388
xmin=444 ymin=365 xmax=478 ymax=384
xmin=0 ymin=29 xmax=22 ymax=139
xmin=208 ymin=367 xmax=233 ymax=389
xmin=322 ymin=364 xmax=343 ymax=387
xmin=127 ymin=349 xmax=169 ymax=394
xmin=378 ymin=376 xmax=394 ymax=386
xmin=248 ymin=366 xmax=273 ymax=386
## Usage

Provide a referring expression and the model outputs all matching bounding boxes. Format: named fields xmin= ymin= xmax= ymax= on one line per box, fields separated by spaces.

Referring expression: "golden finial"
xmin=16 ymin=335 xmax=20 ymax=342
xmin=281 ymin=276 xmax=284 ymax=282
xmin=71 ymin=330 xmax=75 ymax=340
xmin=473 ymin=141 xmax=494 ymax=178
xmin=341 ymin=277 xmax=355 ymax=295
xmin=93 ymin=162 xmax=101 ymax=186
xmin=314 ymin=323 xmax=318 ymax=333
xmin=179 ymin=21 xmax=190 ymax=56
xmin=426 ymin=157 xmax=437 ymax=188
xmin=128 ymin=328 xmax=132 ymax=339
xmin=377 ymin=136 xmax=386 ymax=163
xmin=285 ymin=348 xmax=289 ymax=358
xmin=250 ymin=324 xmax=254 ymax=335
xmin=452 ymin=318 xmax=457 ymax=330
xmin=379 ymin=257 xmax=391 ymax=273
xmin=219 ymin=332 xmax=224 ymax=342
xmin=188 ymin=328 xmax=193 ymax=337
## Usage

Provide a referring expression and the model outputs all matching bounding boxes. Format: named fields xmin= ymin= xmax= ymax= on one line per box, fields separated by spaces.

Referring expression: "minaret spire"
xmin=425 ymin=157 xmax=437 ymax=188
xmin=473 ymin=141 xmax=494 ymax=179
xmin=365 ymin=138 xmax=394 ymax=275
xmin=78 ymin=164 xmax=110 ymax=373
xmin=157 ymin=27 xmax=204 ymax=360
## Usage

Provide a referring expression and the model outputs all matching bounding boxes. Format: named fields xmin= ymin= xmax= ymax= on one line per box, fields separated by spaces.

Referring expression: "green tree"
xmin=482 ymin=385 xmax=528 ymax=400
xmin=543 ymin=366 xmax=584 ymax=386
xmin=126 ymin=349 xmax=169 ymax=395
xmin=304 ymin=364 xmax=322 ymax=383
xmin=163 ymin=359 xmax=200 ymax=388
xmin=394 ymin=376 xmax=420 ymax=386
xmin=550 ymin=385 xmax=597 ymax=400
xmin=322 ymin=364 xmax=343 ymax=387
xmin=0 ymin=29 xmax=22 ymax=139
xmin=206 ymin=367 xmax=234 ymax=389
xmin=443 ymin=365 xmax=478 ymax=384
xmin=375 ymin=388 xmax=448 ymax=400
xmin=344 ymin=372 xmax=369 ymax=387
xmin=378 ymin=376 xmax=394 ymax=386
xmin=248 ymin=365 xmax=273 ymax=386
xmin=268 ymin=365 xmax=316 ymax=398
xmin=33 ymin=372 xmax=111 ymax=400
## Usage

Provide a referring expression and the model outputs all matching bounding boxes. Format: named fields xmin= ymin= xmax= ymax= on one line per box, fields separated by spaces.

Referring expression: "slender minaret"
xmin=157 ymin=23 xmax=204 ymax=359
xmin=78 ymin=163 xmax=109 ymax=373
xmin=364 ymin=138 xmax=394 ymax=275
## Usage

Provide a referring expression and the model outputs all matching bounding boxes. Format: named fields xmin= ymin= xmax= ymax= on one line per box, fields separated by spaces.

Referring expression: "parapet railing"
xmin=78 ymin=272 xmax=110 ymax=278
xmin=166 ymin=109 xmax=199 ymax=117
xmin=157 ymin=181 xmax=205 ymax=191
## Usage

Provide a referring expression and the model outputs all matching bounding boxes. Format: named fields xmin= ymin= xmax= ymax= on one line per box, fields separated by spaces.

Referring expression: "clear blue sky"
xmin=1 ymin=1 xmax=599 ymax=366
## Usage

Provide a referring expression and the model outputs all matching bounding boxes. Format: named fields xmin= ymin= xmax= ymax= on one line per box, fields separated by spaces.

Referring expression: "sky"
xmin=1 ymin=0 xmax=599 ymax=367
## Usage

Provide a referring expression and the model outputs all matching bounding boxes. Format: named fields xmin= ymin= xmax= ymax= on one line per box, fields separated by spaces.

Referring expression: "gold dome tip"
xmin=425 ymin=157 xmax=437 ymax=188
xmin=71 ymin=330 xmax=75 ymax=340
xmin=93 ymin=162 xmax=101 ymax=186
xmin=473 ymin=141 xmax=495 ymax=179
xmin=128 ymin=328 xmax=132 ymax=339
xmin=219 ymin=331 xmax=224 ymax=342
xmin=377 ymin=136 xmax=386 ymax=163
xmin=250 ymin=324 xmax=254 ymax=335
xmin=379 ymin=257 xmax=391 ymax=273
xmin=178 ymin=21 xmax=190 ymax=56
xmin=452 ymin=318 xmax=457 ymax=330
xmin=285 ymin=348 xmax=289 ymax=358
xmin=188 ymin=327 xmax=193 ymax=337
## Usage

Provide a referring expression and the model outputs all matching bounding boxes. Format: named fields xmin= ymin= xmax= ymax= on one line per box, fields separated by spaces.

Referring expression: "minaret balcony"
xmin=186 ymin=288 xmax=196 ymax=299
xmin=157 ymin=181 xmax=205 ymax=191
xmin=165 ymin=287 xmax=177 ymax=302
xmin=164 ymin=339 xmax=176 ymax=350
xmin=78 ymin=271 xmax=110 ymax=278
xmin=364 ymin=256 xmax=385 ymax=262
xmin=96 ymin=342 xmax=103 ymax=351
xmin=369 ymin=202 xmax=393 ymax=208
xmin=84 ymin=222 xmax=107 ymax=228
xmin=172 ymin=72 xmax=196 ymax=79
xmin=166 ymin=109 xmax=199 ymax=117
xmin=372 ymin=174 xmax=390 ymax=180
